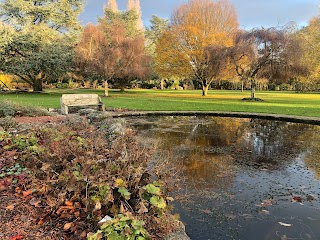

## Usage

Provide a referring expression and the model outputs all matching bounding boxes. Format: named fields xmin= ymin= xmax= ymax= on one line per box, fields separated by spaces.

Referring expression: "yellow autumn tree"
xmin=0 ymin=73 xmax=14 ymax=89
xmin=296 ymin=17 xmax=320 ymax=91
xmin=155 ymin=0 xmax=238 ymax=96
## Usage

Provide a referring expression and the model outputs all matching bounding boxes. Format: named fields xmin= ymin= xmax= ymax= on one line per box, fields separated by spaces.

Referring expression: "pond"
xmin=126 ymin=116 xmax=320 ymax=240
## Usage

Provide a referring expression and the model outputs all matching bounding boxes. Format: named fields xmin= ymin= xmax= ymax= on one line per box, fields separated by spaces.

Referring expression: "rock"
xmin=164 ymin=230 xmax=190 ymax=240
xmin=164 ymin=221 xmax=190 ymax=240
xmin=48 ymin=108 xmax=56 ymax=113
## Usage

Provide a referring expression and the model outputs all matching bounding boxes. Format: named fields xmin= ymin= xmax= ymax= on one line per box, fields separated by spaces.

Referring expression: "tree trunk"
xmin=202 ymin=84 xmax=209 ymax=96
xmin=32 ymin=78 xmax=43 ymax=92
xmin=104 ymin=80 xmax=109 ymax=97
xmin=0 ymin=79 xmax=10 ymax=89
xmin=241 ymin=80 xmax=244 ymax=92
xmin=251 ymin=78 xmax=256 ymax=99
xmin=160 ymin=79 xmax=164 ymax=90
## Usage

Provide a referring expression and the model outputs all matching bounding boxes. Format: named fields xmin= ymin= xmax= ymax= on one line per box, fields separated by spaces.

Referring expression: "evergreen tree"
xmin=134 ymin=0 xmax=144 ymax=30
xmin=0 ymin=0 xmax=83 ymax=91
xmin=108 ymin=0 xmax=118 ymax=12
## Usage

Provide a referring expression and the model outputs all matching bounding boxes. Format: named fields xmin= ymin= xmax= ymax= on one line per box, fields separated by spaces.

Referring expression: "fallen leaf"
xmin=15 ymin=187 xmax=22 ymax=194
xmin=38 ymin=219 xmax=44 ymax=225
xmin=74 ymin=202 xmax=81 ymax=208
xmin=74 ymin=211 xmax=80 ymax=218
xmin=56 ymin=206 xmax=74 ymax=215
xmin=260 ymin=210 xmax=270 ymax=215
xmin=29 ymin=198 xmax=41 ymax=207
xmin=166 ymin=197 xmax=174 ymax=202
xmin=199 ymin=209 xmax=213 ymax=215
xmin=80 ymin=231 xmax=87 ymax=238
xmin=278 ymin=222 xmax=293 ymax=227
xmin=87 ymin=232 xmax=103 ymax=239
xmin=65 ymin=201 xmax=73 ymax=206
xmin=10 ymin=235 xmax=23 ymax=240
xmin=106 ymin=193 xmax=114 ymax=203
xmin=261 ymin=199 xmax=273 ymax=206
xmin=63 ymin=222 xmax=74 ymax=231
xmin=137 ymin=202 xmax=148 ymax=214
xmin=23 ymin=189 xmax=36 ymax=197
xmin=119 ymin=202 xmax=125 ymax=214
xmin=292 ymin=196 xmax=302 ymax=203
xmin=0 ymin=184 xmax=7 ymax=191
xmin=94 ymin=201 xmax=101 ymax=211
xmin=40 ymin=163 xmax=51 ymax=172
xmin=6 ymin=205 xmax=15 ymax=211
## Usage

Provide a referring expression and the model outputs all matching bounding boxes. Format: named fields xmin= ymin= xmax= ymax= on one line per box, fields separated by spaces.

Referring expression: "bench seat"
xmin=60 ymin=94 xmax=105 ymax=115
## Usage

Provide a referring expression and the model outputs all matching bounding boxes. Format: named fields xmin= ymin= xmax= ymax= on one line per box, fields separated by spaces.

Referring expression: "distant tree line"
xmin=0 ymin=0 xmax=319 ymax=96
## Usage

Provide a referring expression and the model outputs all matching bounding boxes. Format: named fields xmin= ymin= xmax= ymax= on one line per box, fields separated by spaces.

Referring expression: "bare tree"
xmin=229 ymin=27 xmax=299 ymax=99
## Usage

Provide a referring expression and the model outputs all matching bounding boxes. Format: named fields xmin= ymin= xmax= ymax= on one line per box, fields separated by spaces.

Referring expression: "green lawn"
xmin=1 ymin=89 xmax=320 ymax=117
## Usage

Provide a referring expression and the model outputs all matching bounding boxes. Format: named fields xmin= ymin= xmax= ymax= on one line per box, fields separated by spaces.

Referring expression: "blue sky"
xmin=79 ymin=0 xmax=319 ymax=29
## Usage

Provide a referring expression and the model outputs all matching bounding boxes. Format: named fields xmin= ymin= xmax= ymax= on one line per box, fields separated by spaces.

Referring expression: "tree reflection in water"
xmin=127 ymin=116 xmax=320 ymax=240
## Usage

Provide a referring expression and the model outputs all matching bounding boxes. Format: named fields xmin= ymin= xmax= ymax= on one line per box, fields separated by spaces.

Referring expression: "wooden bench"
xmin=60 ymin=94 xmax=105 ymax=115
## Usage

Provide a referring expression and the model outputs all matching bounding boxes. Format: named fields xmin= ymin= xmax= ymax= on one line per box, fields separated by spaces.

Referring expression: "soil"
xmin=14 ymin=116 xmax=66 ymax=124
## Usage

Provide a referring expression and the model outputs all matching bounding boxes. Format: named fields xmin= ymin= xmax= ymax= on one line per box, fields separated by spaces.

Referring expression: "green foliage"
xmin=55 ymin=83 xmax=69 ymax=89
xmin=0 ymin=103 xmax=15 ymax=117
xmin=92 ymin=214 xmax=150 ymax=240
xmin=145 ymin=15 xmax=169 ymax=57
xmin=118 ymin=187 xmax=131 ymax=200
xmin=149 ymin=196 xmax=167 ymax=209
xmin=0 ymin=131 xmax=42 ymax=155
xmin=145 ymin=183 xmax=161 ymax=196
xmin=0 ymin=163 xmax=28 ymax=181
xmin=100 ymin=8 xmax=141 ymax=38
xmin=143 ymin=182 xmax=167 ymax=210
xmin=0 ymin=0 xmax=84 ymax=91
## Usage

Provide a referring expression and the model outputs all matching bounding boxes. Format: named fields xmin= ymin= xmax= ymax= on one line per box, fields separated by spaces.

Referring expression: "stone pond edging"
xmin=108 ymin=111 xmax=320 ymax=125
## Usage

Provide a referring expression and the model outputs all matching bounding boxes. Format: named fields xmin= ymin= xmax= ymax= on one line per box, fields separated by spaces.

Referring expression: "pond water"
xmin=126 ymin=116 xmax=320 ymax=240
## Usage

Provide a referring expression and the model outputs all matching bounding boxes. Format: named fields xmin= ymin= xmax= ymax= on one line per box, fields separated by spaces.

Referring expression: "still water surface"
xmin=127 ymin=116 xmax=320 ymax=240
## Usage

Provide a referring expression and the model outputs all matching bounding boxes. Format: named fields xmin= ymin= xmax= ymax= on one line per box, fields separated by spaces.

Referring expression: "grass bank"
xmin=1 ymin=89 xmax=320 ymax=117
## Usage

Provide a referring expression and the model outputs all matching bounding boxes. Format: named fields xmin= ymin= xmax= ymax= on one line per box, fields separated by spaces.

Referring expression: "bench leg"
xmin=61 ymin=104 xmax=69 ymax=115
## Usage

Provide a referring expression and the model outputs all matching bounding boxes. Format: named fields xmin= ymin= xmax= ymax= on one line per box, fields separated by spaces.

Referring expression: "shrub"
xmin=0 ymin=116 xmax=18 ymax=130
xmin=0 ymin=100 xmax=51 ymax=117
xmin=0 ymin=118 xmax=179 ymax=239
xmin=279 ymin=83 xmax=293 ymax=91
xmin=55 ymin=82 xmax=69 ymax=89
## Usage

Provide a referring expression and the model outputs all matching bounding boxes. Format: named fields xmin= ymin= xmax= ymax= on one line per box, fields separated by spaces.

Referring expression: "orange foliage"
xmin=75 ymin=20 xmax=150 ymax=90
xmin=155 ymin=0 xmax=238 ymax=95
